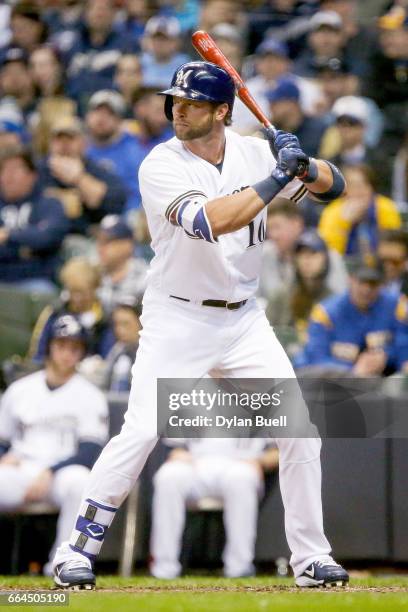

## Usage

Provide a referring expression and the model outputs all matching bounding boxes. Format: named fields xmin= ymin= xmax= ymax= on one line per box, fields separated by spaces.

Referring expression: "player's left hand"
xmin=262 ymin=128 xmax=300 ymax=159
xmin=278 ymin=147 xmax=310 ymax=178
xmin=24 ymin=469 xmax=53 ymax=502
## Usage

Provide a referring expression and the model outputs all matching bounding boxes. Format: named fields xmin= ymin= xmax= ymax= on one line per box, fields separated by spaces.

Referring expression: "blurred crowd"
xmin=0 ymin=0 xmax=407 ymax=385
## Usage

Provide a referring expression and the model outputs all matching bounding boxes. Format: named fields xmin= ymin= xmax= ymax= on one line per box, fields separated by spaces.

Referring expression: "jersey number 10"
xmin=247 ymin=218 xmax=266 ymax=248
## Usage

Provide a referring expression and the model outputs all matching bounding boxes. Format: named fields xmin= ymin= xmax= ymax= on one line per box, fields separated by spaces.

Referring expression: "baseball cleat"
xmin=295 ymin=557 xmax=349 ymax=588
xmin=53 ymin=559 xmax=96 ymax=590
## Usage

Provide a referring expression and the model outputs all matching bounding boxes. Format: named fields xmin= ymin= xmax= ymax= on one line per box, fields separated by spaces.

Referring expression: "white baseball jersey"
xmin=139 ymin=128 xmax=307 ymax=303
xmin=0 ymin=371 xmax=109 ymax=467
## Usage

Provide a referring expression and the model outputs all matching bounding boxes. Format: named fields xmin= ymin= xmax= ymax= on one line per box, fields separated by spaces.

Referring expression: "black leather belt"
xmin=170 ymin=295 xmax=247 ymax=310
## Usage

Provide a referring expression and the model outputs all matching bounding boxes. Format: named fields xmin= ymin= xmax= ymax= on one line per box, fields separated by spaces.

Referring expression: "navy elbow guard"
xmin=309 ymin=161 xmax=346 ymax=203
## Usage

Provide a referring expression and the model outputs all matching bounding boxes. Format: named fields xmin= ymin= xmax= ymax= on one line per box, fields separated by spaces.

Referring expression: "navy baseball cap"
xmin=256 ymin=39 xmax=289 ymax=58
xmin=348 ymin=257 xmax=384 ymax=283
xmin=295 ymin=230 xmax=328 ymax=253
xmin=266 ymin=79 xmax=300 ymax=103
xmin=2 ymin=47 xmax=28 ymax=67
xmin=98 ymin=215 xmax=134 ymax=241
xmin=50 ymin=314 xmax=87 ymax=344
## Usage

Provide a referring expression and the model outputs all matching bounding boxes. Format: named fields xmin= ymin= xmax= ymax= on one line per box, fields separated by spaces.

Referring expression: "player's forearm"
xmin=299 ymin=159 xmax=347 ymax=201
xmin=205 ymin=188 xmax=266 ymax=237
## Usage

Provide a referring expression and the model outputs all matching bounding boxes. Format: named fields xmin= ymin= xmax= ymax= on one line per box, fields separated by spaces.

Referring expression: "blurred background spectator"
xmin=85 ymin=89 xmax=145 ymax=211
xmin=266 ymin=229 xmax=335 ymax=346
xmin=258 ymin=199 xmax=348 ymax=306
xmin=378 ymin=229 xmax=408 ymax=295
xmin=128 ymin=86 xmax=173 ymax=152
xmin=140 ymin=15 xmax=190 ymax=88
xmin=114 ymin=53 xmax=144 ymax=116
xmin=266 ymin=78 xmax=328 ymax=157
xmin=363 ymin=7 xmax=408 ymax=153
xmin=295 ymin=258 xmax=408 ymax=375
xmin=199 ymin=0 xmax=245 ymax=39
xmin=103 ymin=298 xmax=141 ymax=392
xmin=0 ymin=145 xmax=68 ymax=293
xmin=57 ymin=0 xmax=134 ymax=114
xmin=0 ymin=47 xmax=37 ymax=126
xmin=0 ymin=2 xmax=48 ymax=65
xmin=29 ymin=256 xmax=113 ymax=363
xmin=96 ymin=215 xmax=147 ymax=315
xmin=294 ymin=10 xmax=352 ymax=77
xmin=115 ymin=0 xmax=159 ymax=49
xmin=39 ymin=115 xmax=127 ymax=235
xmin=319 ymin=164 xmax=402 ymax=258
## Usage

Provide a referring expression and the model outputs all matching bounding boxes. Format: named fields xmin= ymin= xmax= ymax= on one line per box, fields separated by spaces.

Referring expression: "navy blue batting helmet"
xmin=158 ymin=61 xmax=236 ymax=121
xmin=49 ymin=314 xmax=88 ymax=348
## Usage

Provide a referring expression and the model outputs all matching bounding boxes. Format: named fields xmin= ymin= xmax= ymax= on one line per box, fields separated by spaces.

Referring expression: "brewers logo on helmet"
xmin=158 ymin=61 xmax=236 ymax=122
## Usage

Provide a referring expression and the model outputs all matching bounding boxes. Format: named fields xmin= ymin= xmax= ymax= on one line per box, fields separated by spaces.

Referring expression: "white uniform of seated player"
xmin=150 ymin=438 xmax=279 ymax=578
xmin=0 ymin=315 xmax=108 ymax=575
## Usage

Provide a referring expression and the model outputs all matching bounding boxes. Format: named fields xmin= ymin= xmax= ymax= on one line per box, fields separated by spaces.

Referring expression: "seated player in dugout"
xmin=51 ymin=61 xmax=349 ymax=590
xmin=0 ymin=315 xmax=108 ymax=576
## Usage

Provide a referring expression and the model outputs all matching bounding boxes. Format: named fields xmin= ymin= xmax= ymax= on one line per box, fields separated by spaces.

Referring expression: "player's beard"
xmin=173 ymin=113 xmax=215 ymax=141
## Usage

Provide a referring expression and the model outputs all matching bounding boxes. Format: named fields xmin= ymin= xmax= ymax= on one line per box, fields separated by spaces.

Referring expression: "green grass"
xmin=1 ymin=575 xmax=408 ymax=611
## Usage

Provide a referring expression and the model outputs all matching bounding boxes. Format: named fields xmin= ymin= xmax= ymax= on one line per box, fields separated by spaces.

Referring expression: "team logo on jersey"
xmin=86 ymin=523 xmax=105 ymax=538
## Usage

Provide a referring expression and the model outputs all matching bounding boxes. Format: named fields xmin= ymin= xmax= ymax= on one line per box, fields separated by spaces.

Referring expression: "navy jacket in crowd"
xmin=39 ymin=156 xmax=127 ymax=234
xmin=57 ymin=22 xmax=136 ymax=114
xmin=87 ymin=132 xmax=146 ymax=211
xmin=295 ymin=290 xmax=408 ymax=372
xmin=0 ymin=181 xmax=69 ymax=282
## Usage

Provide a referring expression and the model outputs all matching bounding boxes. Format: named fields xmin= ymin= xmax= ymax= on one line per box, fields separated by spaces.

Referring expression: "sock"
xmin=69 ymin=498 xmax=117 ymax=564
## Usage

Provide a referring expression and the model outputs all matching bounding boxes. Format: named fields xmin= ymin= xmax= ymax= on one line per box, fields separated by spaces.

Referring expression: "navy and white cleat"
xmin=54 ymin=559 xmax=96 ymax=590
xmin=296 ymin=558 xmax=349 ymax=588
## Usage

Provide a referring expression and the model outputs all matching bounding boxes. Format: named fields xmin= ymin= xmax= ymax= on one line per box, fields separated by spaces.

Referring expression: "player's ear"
xmin=215 ymin=102 xmax=229 ymax=123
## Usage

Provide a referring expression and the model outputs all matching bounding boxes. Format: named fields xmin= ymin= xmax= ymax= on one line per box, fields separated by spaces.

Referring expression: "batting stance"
xmin=52 ymin=62 xmax=349 ymax=588
xmin=0 ymin=315 xmax=108 ymax=575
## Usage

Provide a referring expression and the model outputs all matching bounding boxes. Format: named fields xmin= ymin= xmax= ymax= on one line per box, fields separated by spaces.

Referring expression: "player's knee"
xmin=153 ymin=461 xmax=193 ymax=491
xmin=57 ymin=465 xmax=90 ymax=497
xmin=223 ymin=463 xmax=260 ymax=493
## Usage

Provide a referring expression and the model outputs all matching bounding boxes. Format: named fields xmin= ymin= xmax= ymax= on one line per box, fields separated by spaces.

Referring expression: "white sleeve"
xmin=77 ymin=388 xmax=109 ymax=446
xmin=280 ymin=176 xmax=308 ymax=204
xmin=0 ymin=387 xmax=17 ymax=444
xmin=139 ymin=154 xmax=209 ymax=222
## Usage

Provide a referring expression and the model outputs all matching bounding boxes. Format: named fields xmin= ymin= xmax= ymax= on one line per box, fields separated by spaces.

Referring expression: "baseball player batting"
xmin=52 ymin=62 xmax=349 ymax=589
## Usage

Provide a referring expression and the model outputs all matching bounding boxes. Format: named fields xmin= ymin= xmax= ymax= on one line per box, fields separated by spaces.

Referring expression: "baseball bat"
xmin=191 ymin=30 xmax=307 ymax=176
xmin=191 ymin=30 xmax=276 ymax=136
